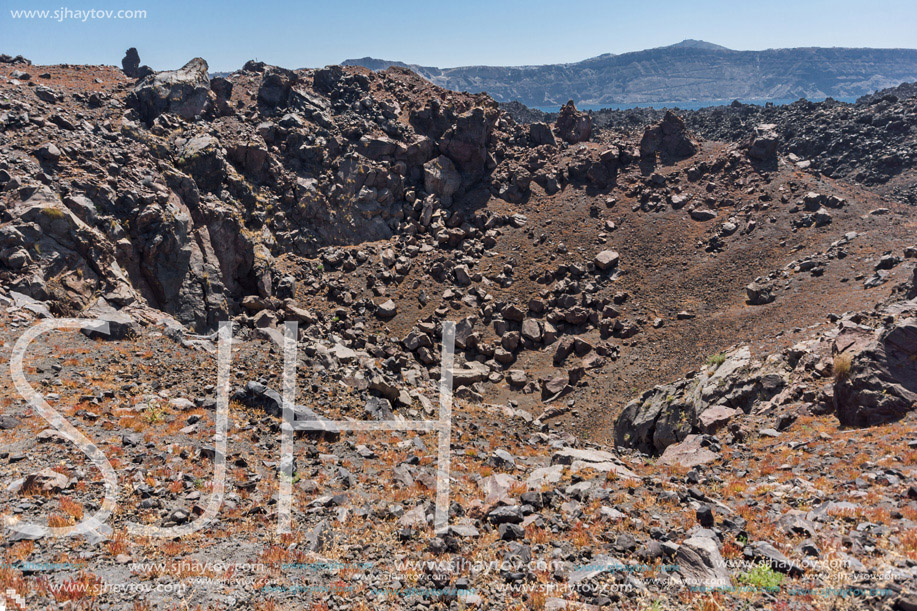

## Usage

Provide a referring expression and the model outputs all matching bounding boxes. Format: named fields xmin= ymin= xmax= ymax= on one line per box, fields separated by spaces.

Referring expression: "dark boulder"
xmin=746 ymin=123 xmax=779 ymax=161
xmin=257 ymin=66 xmax=299 ymax=108
xmin=313 ymin=65 xmax=344 ymax=95
xmin=746 ymin=281 xmax=775 ymax=305
xmin=233 ymin=381 xmax=337 ymax=439
xmin=529 ymin=122 xmax=556 ymax=146
xmin=121 ymin=48 xmax=140 ymax=77
xmin=834 ymin=319 xmax=917 ymax=426
xmin=121 ymin=47 xmax=153 ymax=80
xmin=80 ymin=301 xmax=140 ymax=340
xmin=640 ymin=111 xmax=697 ymax=160
xmin=554 ymin=101 xmax=592 ymax=144
xmin=210 ymin=77 xmax=233 ymax=116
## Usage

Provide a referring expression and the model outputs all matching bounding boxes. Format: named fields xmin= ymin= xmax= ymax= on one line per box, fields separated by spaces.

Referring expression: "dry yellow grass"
xmin=833 ymin=353 xmax=852 ymax=381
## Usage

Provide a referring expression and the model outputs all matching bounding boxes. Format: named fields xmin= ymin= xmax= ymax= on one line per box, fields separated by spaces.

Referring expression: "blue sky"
xmin=2 ymin=0 xmax=915 ymax=71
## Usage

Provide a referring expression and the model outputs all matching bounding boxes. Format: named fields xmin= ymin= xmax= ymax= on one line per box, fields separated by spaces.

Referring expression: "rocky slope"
xmin=0 ymin=51 xmax=916 ymax=610
xmin=344 ymin=40 xmax=917 ymax=106
xmin=504 ymin=80 xmax=917 ymax=203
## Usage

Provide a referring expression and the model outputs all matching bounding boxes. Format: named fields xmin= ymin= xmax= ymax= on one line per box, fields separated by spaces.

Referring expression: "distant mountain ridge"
xmin=342 ymin=40 xmax=917 ymax=107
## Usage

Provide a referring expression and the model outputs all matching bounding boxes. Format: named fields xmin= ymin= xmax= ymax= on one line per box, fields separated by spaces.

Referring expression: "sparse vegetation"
xmin=738 ymin=564 xmax=784 ymax=591
xmin=834 ymin=352 xmax=853 ymax=381
xmin=144 ymin=403 xmax=165 ymax=423
xmin=707 ymin=352 xmax=727 ymax=368
xmin=41 ymin=207 xmax=66 ymax=220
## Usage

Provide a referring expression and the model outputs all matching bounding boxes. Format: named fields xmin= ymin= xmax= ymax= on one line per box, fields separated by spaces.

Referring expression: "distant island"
xmin=343 ymin=39 xmax=917 ymax=107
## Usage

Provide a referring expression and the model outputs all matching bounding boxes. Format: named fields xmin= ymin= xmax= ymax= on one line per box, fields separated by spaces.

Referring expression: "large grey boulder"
xmin=676 ymin=535 xmax=731 ymax=589
xmin=128 ymin=57 xmax=212 ymax=122
xmin=615 ymin=346 xmax=785 ymax=454
xmin=81 ymin=300 xmax=140 ymax=340
xmin=746 ymin=123 xmax=779 ymax=161
xmin=529 ymin=122 xmax=556 ymax=146
xmin=834 ymin=318 xmax=917 ymax=426
xmin=423 ymin=155 xmax=461 ymax=200
xmin=593 ymin=250 xmax=620 ymax=271
xmin=689 ymin=208 xmax=717 ymax=222
xmin=658 ymin=434 xmax=718 ymax=468
xmin=746 ymin=281 xmax=775 ymax=305
xmin=452 ymin=361 xmax=490 ymax=386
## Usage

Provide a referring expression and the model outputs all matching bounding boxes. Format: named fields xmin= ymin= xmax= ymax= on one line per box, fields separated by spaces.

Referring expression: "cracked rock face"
xmin=554 ymin=100 xmax=592 ymax=144
xmin=834 ymin=319 xmax=917 ymax=426
xmin=639 ymin=110 xmax=698 ymax=160
xmin=614 ymin=346 xmax=786 ymax=455
xmin=128 ymin=57 xmax=212 ymax=122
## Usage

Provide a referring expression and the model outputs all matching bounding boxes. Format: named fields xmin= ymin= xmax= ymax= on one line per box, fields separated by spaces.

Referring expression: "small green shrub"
xmin=144 ymin=404 xmax=165 ymax=424
xmin=707 ymin=352 xmax=727 ymax=368
xmin=738 ymin=564 xmax=784 ymax=591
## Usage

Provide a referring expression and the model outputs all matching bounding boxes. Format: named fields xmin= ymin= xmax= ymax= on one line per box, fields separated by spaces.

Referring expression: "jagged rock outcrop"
xmin=581 ymin=82 xmax=917 ymax=196
xmin=746 ymin=123 xmax=779 ymax=161
xmin=614 ymin=346 xmax=786 ymax=454
xmin=2 ymin=186 xmax=136 ymax=312
xmin=120 ymin=47 xmax=152 ymax=80
xmin=257 ymin=66 xmax=299 ymax=107
xmin=554 ymin=101 xmax=592 ymax=144
xmin=123 ymin=190 xmax=230 ymax=331
xmin=176 ymin=135 xmax=227 ymax=193
xmin=639 ymin=111 xmax=697 ymax=160
xmin=127 ymin=57 xmax=212 ymax=123
xmin=438 ymin=106 xmax=498 ymax=184
xmin=834 ymin=319 xmax=917 ymax=426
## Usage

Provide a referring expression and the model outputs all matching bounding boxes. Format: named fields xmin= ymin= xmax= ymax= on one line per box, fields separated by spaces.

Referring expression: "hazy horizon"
xmin=2 ymin=0 xmax=916 ymax=72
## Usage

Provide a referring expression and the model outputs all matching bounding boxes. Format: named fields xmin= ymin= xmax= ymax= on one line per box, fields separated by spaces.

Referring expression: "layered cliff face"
xmin=345 ymin=41 xmax=917 ymax=106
